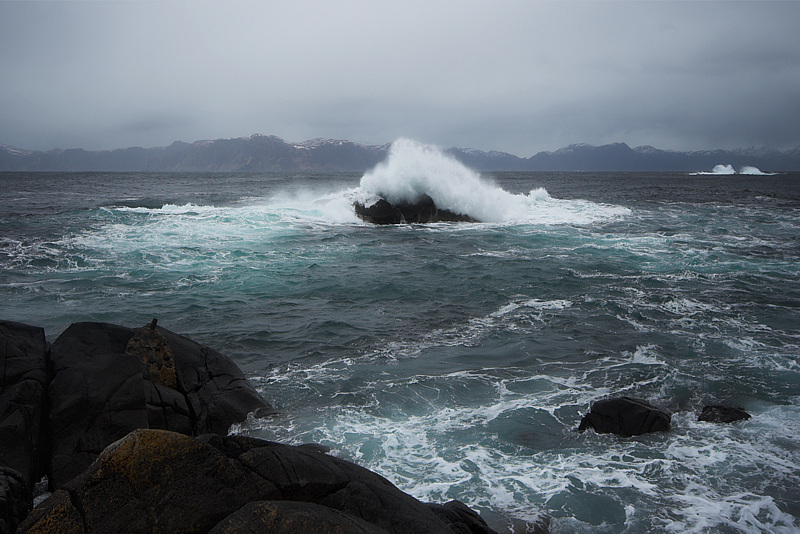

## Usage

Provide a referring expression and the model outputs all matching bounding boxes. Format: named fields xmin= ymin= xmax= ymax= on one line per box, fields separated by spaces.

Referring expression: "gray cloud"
xmin=2 ymin=1 xmax=799 ymax=155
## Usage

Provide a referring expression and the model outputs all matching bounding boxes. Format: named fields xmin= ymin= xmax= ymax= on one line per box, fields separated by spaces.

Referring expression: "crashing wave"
xmin=353 ymin=139 xmax=629 ymax=225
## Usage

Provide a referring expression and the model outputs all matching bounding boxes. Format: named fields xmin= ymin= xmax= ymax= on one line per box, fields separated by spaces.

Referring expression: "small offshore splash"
xmin=740 ymin=165 xmax=776 ymax=175
xmin=691 ymin=164 xmax=776 ymax=176
xmin=353 ymin=139 xmax=629 ymax=224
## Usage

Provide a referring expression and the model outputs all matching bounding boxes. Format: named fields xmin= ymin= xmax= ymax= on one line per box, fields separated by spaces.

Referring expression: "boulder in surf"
xmin=698 ymin=405 xmax=751 ymax=423
xmin=578 ymin=396 xmax=671 ymax=437
xmin=354 ymin=194 xmax=477 ymax=224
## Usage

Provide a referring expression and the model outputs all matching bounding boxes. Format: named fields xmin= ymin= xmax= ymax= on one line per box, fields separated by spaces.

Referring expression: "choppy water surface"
xmin=2 ymin=143 xmax=800 ymax=532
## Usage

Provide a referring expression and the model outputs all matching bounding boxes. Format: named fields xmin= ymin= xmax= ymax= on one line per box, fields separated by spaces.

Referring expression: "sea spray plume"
xmin=358 ymin=139 xmax=517 ymax=223
xmin=690 ymin=164 xmax=736 ymax=175
xmin=353 ymin=138 xmax=630 ymax=225
xmin=740 ymin=165 xmax=774 ymax=175
xmin=712 ymin=164 xmax=736 ymax=175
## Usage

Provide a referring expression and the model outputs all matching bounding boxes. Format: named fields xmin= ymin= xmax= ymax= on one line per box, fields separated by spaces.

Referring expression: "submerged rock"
xmin=354 ymin=194 xmax=477 ymax=224
xmin=698 ymin=405 xmax=751 ymax=423
xmin=578 ymin=396 xmax=671 ymax=437
xmin=20 ymin=429 xmax=497 ymax=534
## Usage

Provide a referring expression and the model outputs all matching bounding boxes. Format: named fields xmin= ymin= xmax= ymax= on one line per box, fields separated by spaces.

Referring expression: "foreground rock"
xmin=698 ymin=405 xmax=751 ymax=423
xmin=0 ymin=322 xmax=48 ymax=493
xmin=47 ymin=321 xmax=271 ymax=488
xmin=209 ymin=501 xmax=388 ymax=533
xmin=0 ymin=468 xmax=29 ymax=534
xmin=354 ymin=194 xmax=477 ymax=224
xmin=578 ymin=396 xmax=671 ymax=437
xmin=19 ymin=429 xmax=496 ymax=534
xmin=0 ymin=321 xmax=49 ymax=534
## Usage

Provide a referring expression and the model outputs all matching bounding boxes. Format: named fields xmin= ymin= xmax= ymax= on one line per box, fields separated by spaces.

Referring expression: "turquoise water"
xmin=2 ymin=143 xmax=800 ymax=532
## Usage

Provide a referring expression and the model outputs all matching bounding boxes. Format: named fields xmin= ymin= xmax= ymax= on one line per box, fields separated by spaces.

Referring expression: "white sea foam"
xmin=490 ymin=298 xmax=572 ymax=318
xmin=659 ymin=409 xmax=800 ymax=533
xmin=626 ymin=344 xmax=668 ymax=366
xmin=661 ymin=298 xmax=716 ymax=317
xmin=368 ymin=296 xmax=576 ymax=360
xmin=241 ymin=368 xmax=800 ymax=532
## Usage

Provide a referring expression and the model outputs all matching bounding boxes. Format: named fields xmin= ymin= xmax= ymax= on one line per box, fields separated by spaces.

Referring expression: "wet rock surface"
xmin=354 ymin=194 xmax=477 ymax=224
xmin=0 ymin=321 xmax=48 ymax=492
xmin=0 ymin=468 xmax=30 ymax=534
xmin=578 ymin=396 xmax=671 ymax=437
xmin=698 ymin=405 xmax=751 ymax=423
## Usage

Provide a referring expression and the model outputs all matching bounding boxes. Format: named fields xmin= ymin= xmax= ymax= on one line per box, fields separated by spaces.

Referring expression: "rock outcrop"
xmin=578 ymin=396 xmax=671 ymax=437
xmin=0 ymin=321 xmax=48 ymax=493
xmin=209 ymin=501 xmax=388 ymax=534
xmin=354 ymin=194 xmax=477 ymax=224
xmin=46 ymin=321 xmax=271 ymax=488
xmin=19 ymin=429 xmax=496 ymax=534
xmin=0 ymin=319 xmax=273 ymax=530
xmin=698 ymin=405 xmax=751 ymax=423
xmin=0 ymin=321 xmax=49 ymax=534
xmin=0 ymin=468 xmax=30 ymax=534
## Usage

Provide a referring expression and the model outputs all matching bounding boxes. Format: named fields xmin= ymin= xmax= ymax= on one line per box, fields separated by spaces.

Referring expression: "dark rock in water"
xmin=208 ymin=501 xmax=389 ymax=533
xmin=0 ymin=467 xmax=31 ymax=534
xmin=578 ymin=396 xmax=671 ymax=437
xmin=354 ymin=197 xmax=404 ymax=224
xmin=20 ymin=429 xmax=497 ymax=534
xmin=0 ymin=321 xmax=48 ymax=494
xmin=698 ymin=405 xmax=751 ymax=423
xmin=354 ymin=194 xmax=477 ymax=224
xmin=46 ymin=321 xmax=271 ymax=488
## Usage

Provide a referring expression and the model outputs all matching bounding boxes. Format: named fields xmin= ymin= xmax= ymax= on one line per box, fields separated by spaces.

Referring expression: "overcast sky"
xmin=2 ymin=1 xmax=799 ymax=156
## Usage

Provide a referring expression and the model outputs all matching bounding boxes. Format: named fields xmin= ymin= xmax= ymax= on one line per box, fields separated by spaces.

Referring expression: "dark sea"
xmin=3 ymin=141 xmax=800 ymax=533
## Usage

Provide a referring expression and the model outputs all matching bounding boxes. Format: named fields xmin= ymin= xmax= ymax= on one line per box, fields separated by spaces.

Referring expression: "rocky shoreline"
xmin=1 ymin=318 xmax=752 ymax=533
xmin=0 ymin=319 xmax=501 ymax=534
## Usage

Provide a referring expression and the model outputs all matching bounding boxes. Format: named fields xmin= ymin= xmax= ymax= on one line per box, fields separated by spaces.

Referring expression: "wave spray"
xmin=356 ymin=139 xmax=628 ymax=224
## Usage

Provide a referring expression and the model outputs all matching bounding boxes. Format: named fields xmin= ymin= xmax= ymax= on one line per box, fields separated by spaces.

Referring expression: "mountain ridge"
xmin=2 ymin=135 xmax=799 ymax=172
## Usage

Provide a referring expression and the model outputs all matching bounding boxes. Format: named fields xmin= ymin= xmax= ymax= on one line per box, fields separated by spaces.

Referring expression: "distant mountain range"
xmin=2 ymin=134 xmax=799 ymax=172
